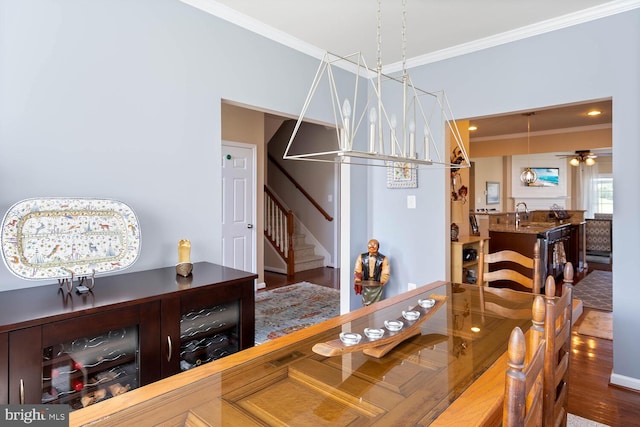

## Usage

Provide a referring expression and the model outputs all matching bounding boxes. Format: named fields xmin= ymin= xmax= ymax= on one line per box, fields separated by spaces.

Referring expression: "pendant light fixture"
xmin=520 ymin=112 xmax=537 ymax=185
xmin=283 ymin=0 xmax=470 ymax=170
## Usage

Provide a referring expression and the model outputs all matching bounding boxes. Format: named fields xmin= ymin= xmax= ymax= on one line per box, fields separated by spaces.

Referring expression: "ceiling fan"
xmin=557 ymin=150 xmax=599 ymax=166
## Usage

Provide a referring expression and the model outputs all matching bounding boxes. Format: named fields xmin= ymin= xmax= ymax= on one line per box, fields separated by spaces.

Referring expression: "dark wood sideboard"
xmin=0 ymin=262 xmax=256 ymax=409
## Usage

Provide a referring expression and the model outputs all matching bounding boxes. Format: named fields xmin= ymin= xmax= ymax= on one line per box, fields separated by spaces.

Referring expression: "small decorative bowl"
xmin=339 ymin=332 xmax=362 ymax=346
xmin=364 ymin=328 xmax=385 ymax=340
xmin=384 ymin=320 xmax=404 ymax=332
xmin=402 ymin=310 xmax=421 ymax=321
xmin=418 ymin=298 xmax=436 ymax=308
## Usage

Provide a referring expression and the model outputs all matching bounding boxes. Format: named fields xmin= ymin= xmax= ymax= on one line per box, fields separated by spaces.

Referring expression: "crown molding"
xmin=181 ymin=0 xmax=640 ymax=76
xmin=179 ymin=0 xmax=326 ymax=60
xmin=385 ymin=0 xmax=640 ymax=73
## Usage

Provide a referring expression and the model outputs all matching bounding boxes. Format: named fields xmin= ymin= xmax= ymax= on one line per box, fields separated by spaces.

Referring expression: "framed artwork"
xmin=387 ymin=162 xmax=417 ymax=188
xmin=486 ymin=181 xmax=500 ymax=204
xmin=525 ymin=167 xmax=560 ymax=187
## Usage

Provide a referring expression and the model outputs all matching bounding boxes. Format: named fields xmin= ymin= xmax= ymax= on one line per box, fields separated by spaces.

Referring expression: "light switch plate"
xmin=407 ymin=195 xmax=416 ymax=209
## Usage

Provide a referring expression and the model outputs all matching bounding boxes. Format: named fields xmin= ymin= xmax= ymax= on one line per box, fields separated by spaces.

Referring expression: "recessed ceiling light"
xmin=587 ymin=110 xmax=602 ymax=116
xmin=468 ymin=125 xmax=478 ymax=131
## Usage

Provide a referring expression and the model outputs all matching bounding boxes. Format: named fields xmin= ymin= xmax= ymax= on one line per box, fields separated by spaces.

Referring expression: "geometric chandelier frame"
xmin=285 ymin=0 xmax=470 ymax=170
xmin=283 ymin=51 xmax=471 ymax=170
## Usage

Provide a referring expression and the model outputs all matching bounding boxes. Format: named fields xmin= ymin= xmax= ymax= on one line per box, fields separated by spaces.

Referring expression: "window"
xmin=594 ymin=175 xmax=613 ymax=214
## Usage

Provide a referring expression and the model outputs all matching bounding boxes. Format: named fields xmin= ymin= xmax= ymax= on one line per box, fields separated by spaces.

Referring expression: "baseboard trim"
xmin=610 ymin=371 xmax=640 ymax=392
xmin=265 ymin=266 xmax=286 ymax=275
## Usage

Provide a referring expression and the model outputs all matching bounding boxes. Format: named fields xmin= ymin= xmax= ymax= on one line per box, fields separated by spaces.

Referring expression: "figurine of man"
xmin=353 ymin=239 xmax=390 ymax=306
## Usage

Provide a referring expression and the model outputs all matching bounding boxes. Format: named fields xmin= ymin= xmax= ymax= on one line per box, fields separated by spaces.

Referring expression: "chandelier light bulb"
xmin=389 ymin=114 xmax=397 ymax=156
xmin=409 ymin=120 xmax=416 ymax=158
xmin=369 ymin=107 xmax=377 ymax=124
xmin=368 ymin=107 xmax=377 ymax=152
xmin=341 ymin=98 xmax=351 ymax=150
xmin=569 ymin=157 xmax=580 ymax=167
xmin=342 ymin=99 xmax=351 ymax=118
xmin=585 ymin=157 xmax=596 ymax=166
xmin=423 ymin=125 xmax=430 ymax=161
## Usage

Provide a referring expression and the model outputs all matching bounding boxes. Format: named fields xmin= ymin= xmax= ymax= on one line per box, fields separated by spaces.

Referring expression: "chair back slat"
xmin=543 ymin=263 xmax=574 ymax=427
xmin=478 ymin=240 xmax=542 ymax=293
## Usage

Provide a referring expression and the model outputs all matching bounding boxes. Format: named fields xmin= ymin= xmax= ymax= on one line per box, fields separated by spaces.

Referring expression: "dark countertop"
xmin=0 ymin=262 xmax=258 ymax=333
xmin=489 ymin=222 xmax=560 ymax=235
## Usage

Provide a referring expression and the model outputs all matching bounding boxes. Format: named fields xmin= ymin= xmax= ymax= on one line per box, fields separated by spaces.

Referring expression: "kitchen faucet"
xmin=515 ymin=202 xmax=528 ymax=227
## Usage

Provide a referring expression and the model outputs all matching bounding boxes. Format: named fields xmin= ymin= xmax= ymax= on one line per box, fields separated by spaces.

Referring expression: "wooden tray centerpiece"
xmin=312 ymin=293 xmax=447 ymax=358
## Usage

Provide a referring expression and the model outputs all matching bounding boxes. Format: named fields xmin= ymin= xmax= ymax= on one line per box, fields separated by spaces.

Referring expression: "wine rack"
xmin=1 ymin=262 xmax=257 ymax=406
xmin=42 ymin=326 xmax=139 ymax=410
xmin=179 ymin=302 xmax=239 ymax=371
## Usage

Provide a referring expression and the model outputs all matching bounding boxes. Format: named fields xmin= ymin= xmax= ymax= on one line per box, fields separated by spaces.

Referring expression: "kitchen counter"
xmin=488 ymin=222 xmax=560 ymax=235
xmin=487 ymin=208 xmax=585 ymax=236
xmin=488 ymin=218 xmax=585 ymax=289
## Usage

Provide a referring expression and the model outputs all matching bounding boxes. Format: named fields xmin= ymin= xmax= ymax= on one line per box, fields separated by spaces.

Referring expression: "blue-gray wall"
xmin=378 ymin=9 xmax=640 ymax=388
xmin=0 ymin=0 xmax=345 ymax=285
xmin=1 ymin=1 xmax=638 ymax=389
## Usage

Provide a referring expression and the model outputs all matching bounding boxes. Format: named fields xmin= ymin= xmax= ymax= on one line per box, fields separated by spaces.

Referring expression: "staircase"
xmin=292 ymin=232 xmax=325 ymax=273
xmin=264 ymin=186 xmax=327 ymax=277
xmin=264 ymin=149 xmax=333 ymax=278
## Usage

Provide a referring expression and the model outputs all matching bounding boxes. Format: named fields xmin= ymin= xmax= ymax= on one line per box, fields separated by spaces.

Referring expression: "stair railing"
xmin=268 ymin=153 xmax=333 ymax=222
xmin=264 ymin=186 xmax=295 ymax=278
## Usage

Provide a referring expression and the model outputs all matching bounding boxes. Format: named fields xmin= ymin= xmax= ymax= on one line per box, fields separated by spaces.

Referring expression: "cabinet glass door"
xmin=179 ymin=301 xmax=239 ymax=371
xmin=42 ymin=325 xmax=139 ymax=410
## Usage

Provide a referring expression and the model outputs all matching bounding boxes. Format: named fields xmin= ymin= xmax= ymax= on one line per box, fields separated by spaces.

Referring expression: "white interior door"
xmin=222 ymin=142 xmax=256 ymax=273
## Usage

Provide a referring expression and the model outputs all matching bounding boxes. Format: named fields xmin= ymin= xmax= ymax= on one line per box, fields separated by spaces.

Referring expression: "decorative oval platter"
xmin=1 ymin=198 xmax=141 ymax=281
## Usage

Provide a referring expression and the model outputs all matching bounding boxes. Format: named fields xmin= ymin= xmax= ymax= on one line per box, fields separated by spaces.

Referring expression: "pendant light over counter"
xmin=520 ymin=112 xmax=537 ymax=185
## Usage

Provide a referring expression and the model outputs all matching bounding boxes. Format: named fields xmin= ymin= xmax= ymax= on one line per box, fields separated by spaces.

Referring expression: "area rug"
xmin=568 ymin=413 xmax=610 ymax=427
xmin=255 ymin=282 xmax=340 ymax=345
xmin=577 ymin=310 xmax=613 ymax=340
xmin=573 ymin=270 xmax=612 ymax=312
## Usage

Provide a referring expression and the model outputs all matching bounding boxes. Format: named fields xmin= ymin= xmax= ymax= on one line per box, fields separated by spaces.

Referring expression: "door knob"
xmin=247 ymin=224 xmax=254 ymax=229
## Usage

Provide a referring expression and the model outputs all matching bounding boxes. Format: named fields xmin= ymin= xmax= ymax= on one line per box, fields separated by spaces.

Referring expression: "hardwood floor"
xmin=263 ymin=267 xmax=340 ymax=291
xmin=264 ymin=266 xmax=640 ymax=426
xmin=570 ymin=309 xmax=640 ymax=426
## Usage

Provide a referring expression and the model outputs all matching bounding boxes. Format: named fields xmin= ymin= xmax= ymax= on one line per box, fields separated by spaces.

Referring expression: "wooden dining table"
xmin=70 ymin=281 xmax=534 ymax=426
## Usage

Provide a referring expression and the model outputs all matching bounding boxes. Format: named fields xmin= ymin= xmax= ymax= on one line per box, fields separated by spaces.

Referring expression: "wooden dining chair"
xmin=477 ymin=239 xmax=542 ymax=294
xmin=503 ymin=295 xmax=546 ymax=427
xmin=479 ymin=285 xmax=535 ymax=320
xmin=543 ymin=262 xmax=574 ymax=427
